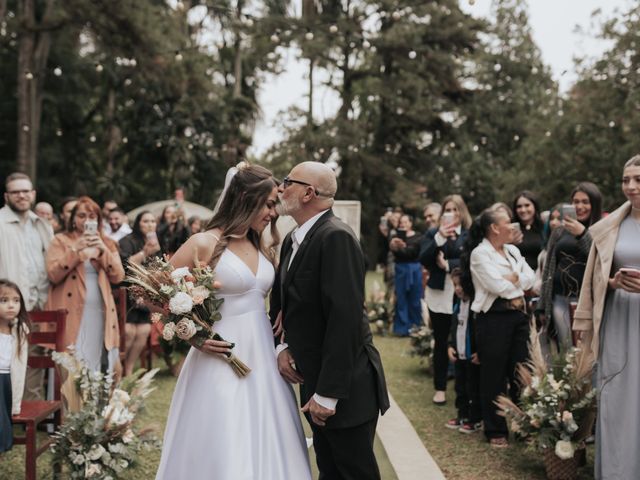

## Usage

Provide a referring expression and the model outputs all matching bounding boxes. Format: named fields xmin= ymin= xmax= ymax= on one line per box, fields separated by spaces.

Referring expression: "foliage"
xmin=50 ymin=352 xmax=159 ymax=479
xmin=366 ymin=290 xmax=394 ymax=336
xmin=408 ymin=324 xmax=434 ymax=366
xmin=496 ymin=330 xmax=596 ymax=460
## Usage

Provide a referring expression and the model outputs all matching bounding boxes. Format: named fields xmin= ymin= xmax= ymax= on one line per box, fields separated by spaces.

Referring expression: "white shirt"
xmin=277 ymin=210 xmax=337 ymax=410
xmin=456 ymin=299 xmax=471 ymax=360
xmin=0 ymin=333 xmax=13 ymax=373
xmin=105 ymin=223 xmax=132 ymax=242
xmin=470 ymin=238 xmax=535 ymax=314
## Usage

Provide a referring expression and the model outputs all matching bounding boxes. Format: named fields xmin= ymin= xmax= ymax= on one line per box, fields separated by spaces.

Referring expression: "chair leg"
xmin=25 ymin=422 xmax=36 ymax=480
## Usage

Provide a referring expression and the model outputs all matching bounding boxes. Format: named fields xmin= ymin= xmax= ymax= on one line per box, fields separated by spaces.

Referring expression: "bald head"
xmin=293 ymin=161 xmax=337 ymax=202
xmin=35 ymin=202 xmax=53 ymax=220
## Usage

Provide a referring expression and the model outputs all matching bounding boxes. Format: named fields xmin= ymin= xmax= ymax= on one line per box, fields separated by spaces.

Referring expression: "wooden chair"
xmin=114 ymin=287 xmax=153 ymax=370
xmin=12 ymin=309 xmax=66 ymax=480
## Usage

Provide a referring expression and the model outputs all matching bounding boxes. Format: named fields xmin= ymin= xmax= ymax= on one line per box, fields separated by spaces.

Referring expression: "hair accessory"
xmin=212 ymin=167 xmax=238 ymax=216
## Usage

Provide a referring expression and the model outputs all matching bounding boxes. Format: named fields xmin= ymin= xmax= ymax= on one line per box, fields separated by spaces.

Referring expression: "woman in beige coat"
xmin=45 ymin=196 xmax=124 ymax=375
xmin=574 ymin=155 xmax=640 ymax=479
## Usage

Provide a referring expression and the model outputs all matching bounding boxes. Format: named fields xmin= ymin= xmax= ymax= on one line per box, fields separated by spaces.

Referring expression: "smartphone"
xmin=562 ymin=204 xmax=577 ymax=220
xmin=379 ymin=216 xmax=388 ymax=228
xmin=510 ymin=222 xmax=521 ymax=232
xmin=84 ymin=219 xmax=98 ymax=235
xmin=146 ymin=231 xmax=158 ymax=243
xmin=395 ymin=229 xmax=407 ymax=241
xmin=441 ymin=212 xmax=455 ymax=227
xmin=620 ymin=267 xmax=640 ymax=278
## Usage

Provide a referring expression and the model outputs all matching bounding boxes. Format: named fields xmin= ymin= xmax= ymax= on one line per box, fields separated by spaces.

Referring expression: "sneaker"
xmin=489 ymin=437 xmax=509 ymax=448
xmin=458 ymin=422 xmax=481 ymax=434
xmin=445 ymin=418 xmax=463 ymax=430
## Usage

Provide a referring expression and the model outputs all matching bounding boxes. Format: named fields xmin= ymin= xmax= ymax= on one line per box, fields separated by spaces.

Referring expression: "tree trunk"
xmin=15 ymin=0 xmax=55 ymax=181
xmin=308 ymin=58 xmax=314 ymax=125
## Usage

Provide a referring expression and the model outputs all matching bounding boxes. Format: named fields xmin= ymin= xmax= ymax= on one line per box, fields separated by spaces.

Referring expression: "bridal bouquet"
xmin=126 ymin=257 xmax=251 ymax=377
xmin=50 ymin=351 xmax=158 ymax=479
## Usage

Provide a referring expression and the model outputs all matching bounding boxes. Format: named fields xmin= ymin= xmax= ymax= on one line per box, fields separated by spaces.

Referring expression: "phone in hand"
xmin=441 ymin=212 xmax=455 ymax=227
xmin=395 ymin=229 xmax=407 ymax=242
xmin=84 ymin=219 xmax=98 ymax=235
xmin=146 ymin=231 xmax=158 ymax=243
xmin=620 ymin=267 xmax=640 ymax=278
xmin=561 ymin=204 xmax=577 ymax=220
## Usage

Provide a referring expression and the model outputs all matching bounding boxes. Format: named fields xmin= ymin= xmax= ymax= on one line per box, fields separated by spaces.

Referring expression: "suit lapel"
xmin=284 ymin=210 xmax=334 ymax=290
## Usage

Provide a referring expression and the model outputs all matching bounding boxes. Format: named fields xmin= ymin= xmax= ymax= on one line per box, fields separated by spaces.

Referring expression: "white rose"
xmin=122 ymin=429 xmax=134 ymax=444
xmin=85 ymin=462 xmax=102 ymax=477
xmin=87 ymin=444 xmax=106 ymax=461
xmin=171 ymin=266 xmax=191 ymax=283
xmin=110 ymin=389 xmax=130 ymax=407
xmin=175 ymin=318 xmax=197 ymax=340
xmin=169 ymin=292 xmax=193 ymax=315
xmin=162 ymin=322 xmax=176 ymax=341
xmin=72 ymin=453 xmax=85 ymax=465
xmin=191 ymin=285 xmax=210 ymax=301
xmin=554 ymin=440 xmax=575 ymax=460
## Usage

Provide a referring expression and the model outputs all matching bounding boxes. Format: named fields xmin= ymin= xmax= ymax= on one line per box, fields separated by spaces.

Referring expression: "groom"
xmin=270 ymin=161 xmax=389 ymax=480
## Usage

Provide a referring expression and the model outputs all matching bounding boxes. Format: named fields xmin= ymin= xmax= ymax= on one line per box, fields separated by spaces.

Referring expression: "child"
xmin=0 ymin=279 xmax=30 ymax=452
xmin=444 ymin=269 xmax=481 ymax=434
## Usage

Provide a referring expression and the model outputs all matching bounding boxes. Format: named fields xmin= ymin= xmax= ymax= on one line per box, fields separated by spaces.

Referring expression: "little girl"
xmin=0 ymin=279 xmax=29 ymax=453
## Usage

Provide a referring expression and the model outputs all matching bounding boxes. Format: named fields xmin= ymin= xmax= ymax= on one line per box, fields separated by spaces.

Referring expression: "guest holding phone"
xmin=511 ymin=191 xmax=544 ymax=271
xmin=573 ymin=156 xmax=640 ymax=479
xmin=45 ymin=196 xmax=125 ymax=375
xmin=420 ymin=195 xmax=472 ymax=405
xmin=118 ymin=211 xmax=163 ymax=376
xmin=538 ymin=182 xmax=602 ymax=349
xmin=389 ymin=215 xmax=423 ymax=336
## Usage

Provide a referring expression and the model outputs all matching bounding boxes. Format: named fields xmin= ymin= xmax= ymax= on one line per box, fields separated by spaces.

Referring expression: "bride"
xmin=155 ymin=163 xmax=312 ymax=479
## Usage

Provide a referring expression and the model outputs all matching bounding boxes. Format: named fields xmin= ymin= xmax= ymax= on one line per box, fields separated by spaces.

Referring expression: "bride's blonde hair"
xmin=205 ymin=163 xmax=280 ymax=269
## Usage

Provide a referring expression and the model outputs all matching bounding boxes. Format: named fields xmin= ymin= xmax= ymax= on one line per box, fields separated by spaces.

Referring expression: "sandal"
xmin=489 ymin=437 xmax=509 ymax=448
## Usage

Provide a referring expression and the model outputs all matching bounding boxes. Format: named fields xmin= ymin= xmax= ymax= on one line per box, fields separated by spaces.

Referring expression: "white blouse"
xmin=0 ymin=333 xmax=13 ymax=373
xmin=470 ymin=238 xmax=535 ymax=314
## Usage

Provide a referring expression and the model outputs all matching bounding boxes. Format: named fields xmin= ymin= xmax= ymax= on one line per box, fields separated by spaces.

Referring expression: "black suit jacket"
xmin=269 ymin=210 xmax=389 ymax=429
xmin=419 ymin=227 xmax=468 ymax=290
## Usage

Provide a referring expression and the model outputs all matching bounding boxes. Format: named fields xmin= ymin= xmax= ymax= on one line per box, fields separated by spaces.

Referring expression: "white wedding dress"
xmin=156 ymin=249 xmax=312 ymax=480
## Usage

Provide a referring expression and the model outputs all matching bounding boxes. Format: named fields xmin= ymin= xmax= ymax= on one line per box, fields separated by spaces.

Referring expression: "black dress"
xmin=516 ymin=224 xmax=543 ymax=271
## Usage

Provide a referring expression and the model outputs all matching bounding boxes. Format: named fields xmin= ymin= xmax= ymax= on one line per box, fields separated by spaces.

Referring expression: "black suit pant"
xmin=311 ymin=417 xmax=380 ymax=480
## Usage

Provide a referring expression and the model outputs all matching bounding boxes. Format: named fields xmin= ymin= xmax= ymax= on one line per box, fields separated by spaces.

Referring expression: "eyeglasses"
xmin=282 ymin=176 xmax=319 ymax=196
xmin=6 ymin=189 xmax=32 ymax=196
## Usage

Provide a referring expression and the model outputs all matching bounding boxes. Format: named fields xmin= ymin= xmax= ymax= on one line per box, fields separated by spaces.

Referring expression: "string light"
xmin=95 ymin=63 xmax=104 ymax=72
xmin=25 ymin=71 xmax=33 ymax=79
xmin=408 ymin=50 xmax=417 ymax=59
xmin=175 ymin=51 xmax=183 ymax=61
xmin=329 ymin=25 xmax=338 ymax=34
xmin=54 ymin=67 xmax=62 ymax=76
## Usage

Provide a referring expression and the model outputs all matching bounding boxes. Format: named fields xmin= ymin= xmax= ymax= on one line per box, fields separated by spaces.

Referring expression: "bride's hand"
xmin=197 ymin=338 xmax=234 ymax=357
xmin=273 ymin=311 xmax=284 ymax=338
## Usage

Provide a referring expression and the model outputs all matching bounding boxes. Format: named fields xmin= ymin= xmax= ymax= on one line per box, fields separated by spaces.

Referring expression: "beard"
xmin=277 ymin=195 xmax=301 ymax=216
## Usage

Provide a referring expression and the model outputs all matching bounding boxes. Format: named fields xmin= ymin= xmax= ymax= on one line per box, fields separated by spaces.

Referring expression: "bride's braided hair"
xmin=204 ymin=163 xmax=280 ymax=269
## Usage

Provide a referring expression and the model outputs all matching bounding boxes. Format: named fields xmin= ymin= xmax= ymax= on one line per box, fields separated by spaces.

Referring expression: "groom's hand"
xmin=277 ymin=349 xmax=304 ymax=384
xmin=301 ymin=397 xmax=335 ymax=427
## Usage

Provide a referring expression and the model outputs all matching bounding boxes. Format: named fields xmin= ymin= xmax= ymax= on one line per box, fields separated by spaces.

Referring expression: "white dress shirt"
xmin=277 ymin=210 xmax=337 ymax=410
xmin=470 ymin=238 xmax=535 ymax=314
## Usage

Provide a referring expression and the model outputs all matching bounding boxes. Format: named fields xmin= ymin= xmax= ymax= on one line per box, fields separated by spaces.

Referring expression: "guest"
xmin=445 ymin=269 xmax=481 ymax=434
xmin=511 ymin=191 xmax=544 ymax=270
xmin=45 ymin=196 xmax=125 ymax=375
xmin=157 ymin=205 xmax=189 ymax=256
xmin=0 ymin=172 xmax=53 ymax=401
xmin=533 ymin=204 xmax=563 ymax=295
xmin=423 ymin=202 xmax=442 ymax=231
xmin=59 ymin=196 xmax=78 ymax=230
xmin=34 ymin=201 xmax=54 ymax=222
xmin=420 ymin=194 xmax=472 ymax=405
xmin=0 ymin=279 xmax=29 ymax=453
xmin=187 ymin=215 xmax=203 ymax=235
xmin=491 ymin=202 xmax=513 ymax=220
xmin=119 ymin=211 xmax=162 ymax=376
xmin=105 ymin=207 xmax=132 ymax=242
xmin=539 ymin=182 xmax=602 ymax=349
xmin=467 ymin=208 xmax=535 ymax=447
xmin=101 ymin=199 xmax=118 ymax=220
xmin=50 ymin=213 xmax=63 ymax=233
xmin=389 ymin=214 xmax=423 ymax=335
xmin=574 ymin=156 xmax=640 ymax=479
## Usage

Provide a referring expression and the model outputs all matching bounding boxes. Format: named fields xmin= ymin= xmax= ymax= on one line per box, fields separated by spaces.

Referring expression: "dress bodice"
xmin=612 ymin=216 xmax=640 ymax=271
xmin=213 ymin=249 xmax=275 ymax=318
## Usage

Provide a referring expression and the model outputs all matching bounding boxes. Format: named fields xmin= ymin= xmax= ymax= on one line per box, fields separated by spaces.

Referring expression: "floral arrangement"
xmin=409 ymin=325 xmax=435 ymax=366
xmin=50 ymin=351 xmax=159 ymax=479
xmin=496 ymin=328 xmax=596 ymax=460
xmin=366 ymin=290 xmax=393 ymax=335
xmin=127 ymin=256 xmax=250 ymax=377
